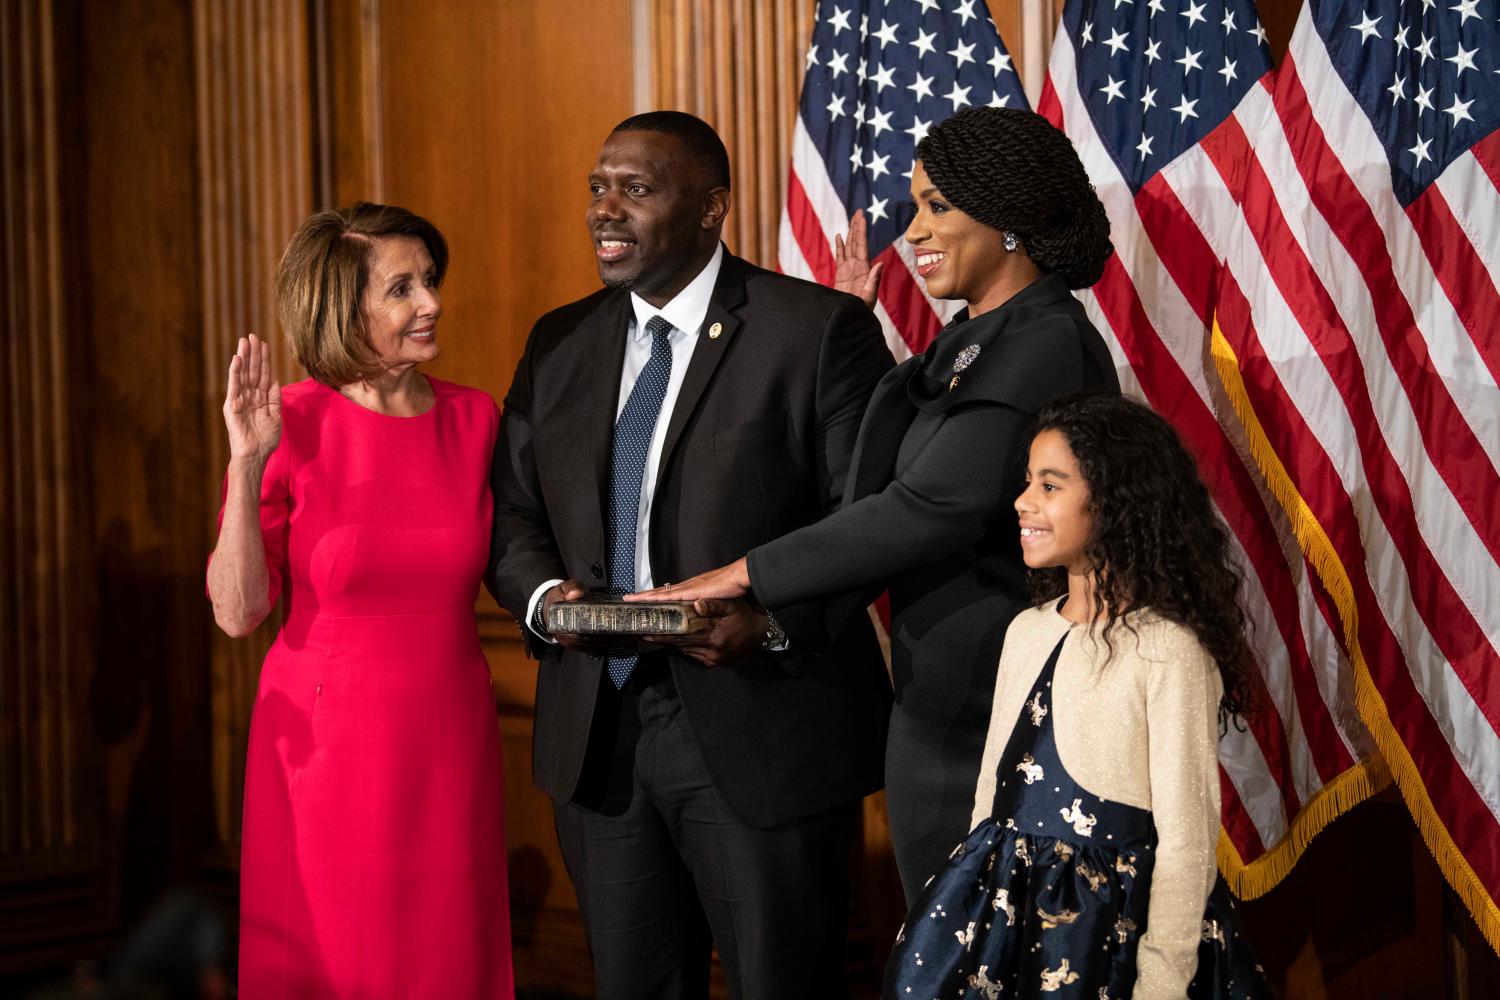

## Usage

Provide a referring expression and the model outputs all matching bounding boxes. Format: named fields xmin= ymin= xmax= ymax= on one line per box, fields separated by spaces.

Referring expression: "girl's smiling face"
xmin=1015 ymin=429 xmax=1094 ymax=576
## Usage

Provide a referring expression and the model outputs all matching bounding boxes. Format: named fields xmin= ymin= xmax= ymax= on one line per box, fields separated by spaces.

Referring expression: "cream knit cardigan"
xmin=970 ymin=603 xmax=1224 ymax=1000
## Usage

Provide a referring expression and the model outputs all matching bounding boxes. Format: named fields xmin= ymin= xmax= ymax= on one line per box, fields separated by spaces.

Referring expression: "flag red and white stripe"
xmin=1044 ymin=0 xmax=1499 ymax=942
xmin=1213 ymin=2 xmax=1500 ymax=942
xmin=1039 ymin=0 xmax=1387 ymax=900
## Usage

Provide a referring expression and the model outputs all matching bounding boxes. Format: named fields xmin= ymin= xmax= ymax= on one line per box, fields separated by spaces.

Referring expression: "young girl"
xmin=884 ymin=394 xmax=1265 ymax=999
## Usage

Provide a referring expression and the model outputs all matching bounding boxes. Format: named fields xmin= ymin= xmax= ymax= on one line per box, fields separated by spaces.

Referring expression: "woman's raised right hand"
xmin=833 ymin=209 xmax=885 ymax=309
xmin=223 ymin=334 xmax=282 ymax=462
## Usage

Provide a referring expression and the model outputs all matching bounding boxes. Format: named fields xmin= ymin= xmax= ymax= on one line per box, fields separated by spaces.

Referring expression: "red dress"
xmin=222 ymin=377 xmax=514 ymax=998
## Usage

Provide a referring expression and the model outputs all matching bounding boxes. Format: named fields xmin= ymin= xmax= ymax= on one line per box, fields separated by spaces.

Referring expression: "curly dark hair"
xmin=1025 ymin=393 xmax=1253 ymax=728
xmin=916 ymin=107 xmax=1113 ymax=289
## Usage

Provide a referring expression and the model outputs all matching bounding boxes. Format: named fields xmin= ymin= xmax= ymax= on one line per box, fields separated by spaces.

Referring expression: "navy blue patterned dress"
xmin=883 ymin=629 xmax=1265 ymax=998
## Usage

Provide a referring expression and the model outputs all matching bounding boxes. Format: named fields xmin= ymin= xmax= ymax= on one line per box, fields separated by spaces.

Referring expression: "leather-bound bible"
xmin=546 ymin=595 xmax=708 ymax=636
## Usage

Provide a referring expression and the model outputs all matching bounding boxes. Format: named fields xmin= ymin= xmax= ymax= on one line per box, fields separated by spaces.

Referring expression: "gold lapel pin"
xmin=708 ymin=322 xmax=723 ymax=339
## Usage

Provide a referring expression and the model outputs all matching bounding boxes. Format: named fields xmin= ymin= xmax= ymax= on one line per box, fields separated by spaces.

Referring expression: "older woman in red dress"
xmin=207 ymin=203 xmax=514 ymax=997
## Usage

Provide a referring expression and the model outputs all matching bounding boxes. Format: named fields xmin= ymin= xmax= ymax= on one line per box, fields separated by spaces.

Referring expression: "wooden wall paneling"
xmin=316 ymin=0 xmax=385 ymax=208
xmin=368 ymin=2 xmax=635 ymax=409
xmin=193 ymin=0 xmax=317 ymax=881
xmin=0 ymin=0 xmax=110 ymax=964
xmin=70 ymin=0 xmax=216 ymax=942
xmin=713 ymin=1 xmax=735 ymax=243
xmin=0 ymin=0 xmax=70 ymax=863
xmin=649 ymin=0 xmax=815 ymax=269
xmin=1016 ymin=0 xmax=1057 ymax=108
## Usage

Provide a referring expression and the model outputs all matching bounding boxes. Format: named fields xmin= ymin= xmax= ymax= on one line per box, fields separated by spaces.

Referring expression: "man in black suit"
xmin=486 ymin=112 xmax=894 ymax=998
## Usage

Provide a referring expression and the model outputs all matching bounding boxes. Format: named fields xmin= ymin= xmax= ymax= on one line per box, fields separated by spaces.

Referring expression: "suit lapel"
xmin=652 ymin=252 xmax=747 ymax=490
xmin=584 ymin=292 xmax=633 ymax=520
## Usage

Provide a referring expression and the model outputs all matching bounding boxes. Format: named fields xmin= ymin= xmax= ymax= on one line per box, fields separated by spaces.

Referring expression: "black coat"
xmin=747 ymin=272 xmax=1120 ymax=894
xmin=486 ymin=251 xmax=895 ymax=829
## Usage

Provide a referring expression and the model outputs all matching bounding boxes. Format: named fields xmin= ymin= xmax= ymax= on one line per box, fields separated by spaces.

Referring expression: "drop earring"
xmin=1003 ymin=231 xmax=1019 ymax=252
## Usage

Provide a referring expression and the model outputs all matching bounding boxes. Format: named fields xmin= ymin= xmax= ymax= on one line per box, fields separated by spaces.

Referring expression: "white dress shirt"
xmin=525 ymin=244 xmax=724 ymax=639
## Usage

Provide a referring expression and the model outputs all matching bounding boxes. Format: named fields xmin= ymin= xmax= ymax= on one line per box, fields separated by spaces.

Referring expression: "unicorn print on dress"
xmin=1027 ymin=690 xmax=1048 ymax=726
xmin=1037 ymin=906 xmax=1080 ymax=930
xmin=882 ymin=626 xmax=1266 ymax=1000
xmin=1016 ymin=752 xmax=1044 ymax=784
xmin=968 ymin=966 xmax=1004 ymax=999
xmin=1075 ymin=860 xmax=1108 ymax=892
xmin=1060 ymin=798 xmax=1097 ymax=837
xmin=992 ymin=886 xmax=1016 ymax=925
xmin=955 ymin=921 xmax=977 ymax=948
xmin=1039 ymin=958 xmax=1081 ymax=991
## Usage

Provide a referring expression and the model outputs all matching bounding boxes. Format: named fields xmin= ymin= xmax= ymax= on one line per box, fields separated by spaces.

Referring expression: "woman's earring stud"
xmin=1003 ymin=231 xmax=1019 ymax=252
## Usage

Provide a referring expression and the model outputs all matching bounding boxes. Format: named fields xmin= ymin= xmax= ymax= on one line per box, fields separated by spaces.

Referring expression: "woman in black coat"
xmin=636 ymin=108 xmax=1119 ymax=899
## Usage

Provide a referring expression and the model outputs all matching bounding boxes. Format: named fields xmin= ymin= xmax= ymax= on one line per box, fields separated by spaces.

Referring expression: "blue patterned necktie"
xmin=605 ymin=315 xmax=674 ymax=688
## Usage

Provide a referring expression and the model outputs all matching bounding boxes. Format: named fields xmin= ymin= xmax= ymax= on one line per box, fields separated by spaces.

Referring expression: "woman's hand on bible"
xmin=223 ymin=334 xmax=282 ymax=463
xmin=626 ymin=557 xmax=752 ymax=602
xmin=834 ymin=209 xmax=885 ymax=309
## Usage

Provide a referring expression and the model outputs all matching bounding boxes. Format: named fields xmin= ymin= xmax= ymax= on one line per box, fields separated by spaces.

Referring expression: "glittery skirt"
xmin=881 ymin=818 xmax=1266 ymax=999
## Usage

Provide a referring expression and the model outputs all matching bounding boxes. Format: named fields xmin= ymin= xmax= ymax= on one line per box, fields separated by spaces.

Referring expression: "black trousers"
xmin=553 ymin=657 xmax=855 ymax=1000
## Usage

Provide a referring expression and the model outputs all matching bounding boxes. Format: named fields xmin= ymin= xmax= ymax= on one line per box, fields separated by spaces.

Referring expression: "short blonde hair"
xmin=275 ymin=202 xmax=449 ymax=386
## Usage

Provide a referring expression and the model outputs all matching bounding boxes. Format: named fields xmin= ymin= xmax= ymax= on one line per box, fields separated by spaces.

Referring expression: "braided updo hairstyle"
xmin=916 ymin=107 xmax=1113 ymax=288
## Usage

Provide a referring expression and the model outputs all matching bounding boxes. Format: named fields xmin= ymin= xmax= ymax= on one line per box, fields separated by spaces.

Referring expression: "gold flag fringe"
xmin=1208 ymin=321 xmax=1500 ymax=954
xmin=1218 ymin=756 xmax=1390 ymax=899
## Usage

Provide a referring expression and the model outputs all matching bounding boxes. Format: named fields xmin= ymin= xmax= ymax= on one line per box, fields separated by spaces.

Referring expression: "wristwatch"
xmin=761 ymin=611 xmax=787 ymax=651
xmin=532 ymin=596 xmax=551 ymax=637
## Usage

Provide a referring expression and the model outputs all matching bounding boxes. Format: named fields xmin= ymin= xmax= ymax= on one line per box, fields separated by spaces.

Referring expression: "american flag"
xmin=779 ymin=0 xmax=1028 ymax=360
xmin=1226 ymin=0 xmax=1500 ymax=942
xmin=1041 ymin=0 xmax=1383 ymax=903
xmin=1042 ymin=0 xmax=1500 ymax=944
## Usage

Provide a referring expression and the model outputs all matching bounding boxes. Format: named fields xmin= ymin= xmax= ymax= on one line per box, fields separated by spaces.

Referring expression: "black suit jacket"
xmin=741 ymin=272 xmax=1119 ymax=886
xmin=745 ymin=271 xmax=1118 ymax=750
xmin=487 ymin=251 xmax=894 ymax=828
xmin=747 ymin=272 xmax=1118 ymax=638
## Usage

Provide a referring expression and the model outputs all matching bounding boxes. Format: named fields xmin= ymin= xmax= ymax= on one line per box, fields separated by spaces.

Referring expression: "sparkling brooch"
xmin=949 ymin=343 xmax=981 ymax=391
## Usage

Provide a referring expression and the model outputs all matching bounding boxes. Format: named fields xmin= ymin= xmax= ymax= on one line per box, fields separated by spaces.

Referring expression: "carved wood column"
xmin=315 ymin=0 xmax=385 ymax=208
xmin=650 ymin=0 xmax=816 ymax=268
xmin=193 ymin=0 xmax=317 ymax=867
xmin=0 ymin=0 xmax=106 ymax=960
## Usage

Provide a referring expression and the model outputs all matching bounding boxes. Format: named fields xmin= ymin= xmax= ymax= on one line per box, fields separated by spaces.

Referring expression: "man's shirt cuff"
xmin=525 ymin=578 xmax=565 ymax=644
